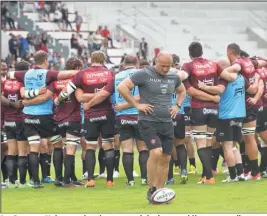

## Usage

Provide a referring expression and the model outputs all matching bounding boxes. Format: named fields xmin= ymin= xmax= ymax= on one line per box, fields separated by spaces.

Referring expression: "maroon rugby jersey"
xmin=72 ymin=66 xmax=114 ymax=118
xmin=3 ymin=79 xmax=24 ymax=121
xmin=182 ymin=57 xmax=221 ymax=108
xmin=233 ymin=57 xmax=262 ymax=108
xmin=256 ymin=67 xmax=267 ymax=107
xmin=48 ymin=78 xmax=80 ymax=123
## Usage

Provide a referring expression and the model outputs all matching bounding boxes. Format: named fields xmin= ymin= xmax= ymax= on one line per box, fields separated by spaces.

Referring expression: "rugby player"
xmin=13 ymin=50 xmax=79 ymax=188
xmin=115 ymin=54 xmax=148 ymax=186
xmin=182 ymin=42 xmax=224 ymax=184
xmin=222 ymin=44 xmax=267 ymax=180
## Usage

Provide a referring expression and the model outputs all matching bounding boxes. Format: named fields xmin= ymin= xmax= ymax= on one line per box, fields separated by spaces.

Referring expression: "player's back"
xmin=74 ymin=66 xmax=114 ymax=117
xmin=115 ymin=68 xmax=139 ymax=116
xmin=219 ymin=74 xmax=246 ymax=119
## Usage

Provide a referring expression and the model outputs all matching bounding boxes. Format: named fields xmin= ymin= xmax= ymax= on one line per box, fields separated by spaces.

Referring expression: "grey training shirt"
xmin=130 ymin=66 xmax=181 ymax=122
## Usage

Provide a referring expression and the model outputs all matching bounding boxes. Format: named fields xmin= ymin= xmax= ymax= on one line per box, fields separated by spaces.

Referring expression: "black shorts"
xmin=243 ymin=107 xmax=259 ymax=124
xmin=84 ymin=113 xmax=115 ymax=141
xmin=58 ymin=121 xmax=81 ymax=138
xmin=4 ymin=121 xmax=27 ymax=141
xmin=256 ymin=106 xmax=267 ymax=133
xmin=173 ymin=115 xmax=185 ymax=139
xmin=116 ymin=118 xmax=142 ymax=142
xmin=138 ymin=120 xmax=174 ymax=155
xmin=184 ymin=107 xmax=191 ymax=126
xmin=24 ymin=115 xmax=59 ymax=139
xmin=191 ymin=107 xmax=218 ymax=128
xmin=216 ymin=118 xmax=243 ymax=142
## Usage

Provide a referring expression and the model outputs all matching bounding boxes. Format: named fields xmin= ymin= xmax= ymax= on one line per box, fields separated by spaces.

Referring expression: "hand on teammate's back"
xmin=169 ymin=105 xmax=178 ymax=119
xmin=247 ymin=97 xmax=257 ymax=105
xmin=13 ymin=100 xmax=23 ymax=109
xmin=39 ymin=86 xmax=47 ymax=95
xmin=136 ymin=104 xmax=154 ymax=115
xmin=213 ymin=95 xmax=220 ymax=103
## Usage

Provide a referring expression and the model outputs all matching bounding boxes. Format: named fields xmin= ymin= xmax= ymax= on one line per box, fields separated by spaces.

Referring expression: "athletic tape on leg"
xmin=28 ymin=135 xmax=41 ymax=145
xmin=241 ymin=127 xmax=256 ymax=135
xmin=49 ymin=135 xmax=62 ymax=144
xmin=65 ymin=137 xmax=80 ymax=145
xmin=192 ymin=130 xmax=206 ymax=139
xmin=206 ymin=132 xmax=214 ymax=140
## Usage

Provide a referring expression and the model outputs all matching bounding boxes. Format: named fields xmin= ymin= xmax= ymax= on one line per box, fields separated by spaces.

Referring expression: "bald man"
xmin=117 ymin=51 xmax=186 ymax=203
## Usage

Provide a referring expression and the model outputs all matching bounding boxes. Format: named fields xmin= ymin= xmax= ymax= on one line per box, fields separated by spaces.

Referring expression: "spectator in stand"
xmin=92 ymin=31 xmax=104 ymax=51
xmin=8 ymin=34 xmax=18 ymax=62
xmin=77 ymin=34 xmax=87 ymax=54
xmin=101 ymin=26 xmax=114 ymax=48
xmin=34 ymin=1 xmax=49 ymax=21
xmin=53 ymin=6 xmax=63 ymax=30
xmin=41 ymin=32 xmax=48 ymax=46
xmin=1 ymin=4 xmax=16 ymax=29
xmin=139 ymin=37 xmax=148 ymax=60
xmin=18 ymin=35 xmax=29 ymax=58
xmin=74 ymin=11 xmax=83 ymax=33
xmin=87 ymin=32 xmax=94 ymax=55
xmin=96 ymin=26 xmax=102 ymax=35
xmin=61 ymin=5 xmax=73 ymax=31
xmin=27 ymin=33 xmax=36 ymax=55
xmin=70 ymin=34 xmax=82 ymax=56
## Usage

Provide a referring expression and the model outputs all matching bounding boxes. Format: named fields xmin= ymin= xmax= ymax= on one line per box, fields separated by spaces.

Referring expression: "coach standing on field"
xmin=117 ymin=51 xmax=186 ymax=203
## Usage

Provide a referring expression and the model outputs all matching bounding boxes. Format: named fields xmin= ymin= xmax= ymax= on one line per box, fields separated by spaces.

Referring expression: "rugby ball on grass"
xmin=151 ymin=188 xmax=176 ymax=205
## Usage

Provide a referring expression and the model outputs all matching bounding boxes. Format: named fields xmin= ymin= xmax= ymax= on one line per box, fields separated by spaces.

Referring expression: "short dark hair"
xmin=240 ymin=49 xmax=249 ymax=57
xmin=123 ymin=54 xmax=138 ymax=66
xmin=15 ymin=60 xmax=30 ymax=71
xmin=227 ymin=43 xmax=240 ymax=56
xmin=188 ymin=42 xmax=203 ymax=58
xmin=34 ymin=50 xmax=48 ymax=65
xmin=172 ymin=54 xmax=180 ymax=66
xmin=139 ymin=59 xmax=150 ymax=68
xmin=65 ymin=57 xmax=83 ymax=70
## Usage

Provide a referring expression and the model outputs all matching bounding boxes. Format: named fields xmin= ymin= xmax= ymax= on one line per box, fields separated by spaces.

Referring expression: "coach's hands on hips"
xmin=170 ymin=105 xmax=178 ymax=119
xmin=213 ymin=95 xmax=220 ymax=103
xmin=247 ymin=97 xmax=257 ymax=105
xmin=136 ymin=104 xmax=154 ymax=115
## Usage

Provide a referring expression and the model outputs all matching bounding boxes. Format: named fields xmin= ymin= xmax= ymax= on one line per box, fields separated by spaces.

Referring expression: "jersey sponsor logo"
xmin=58 ymin=122 xmax=70 ymax=128
xmin=160 ymin=83 xmax=168 ymax=95
xmin=54 ymin=78 xmax=73 ymax=90
xmin=89 ymin=115 xmax=107 ymax=122
xmin=203 ymin=108 xmax=218 ymax=115
xmin=121 ymin=119 xmax=138 ymax=125
xmin=4 ymin=121 xmax=16 ymax=127
xmin=184 ymin=115 xmax=191 ymax=122
xmin=3 ymin=80 xmax=22 ymax=92
xmin=229 ymin=120 xmax=242 ymax=128
xmin=24 ymin=118 xmax=41 ymax=124
xmin=198 ymin=78 xmax=214 ymax=86
xmin=234 ymin=87 xmax=244 ymax=97
xmin=150 ymin=138 xmax=156 ymax=145
xmin=8 ymin=94 xmax=18 ymax=102
xmin=83 ymin=71 xmax=109 ymax=85
xmin=193 ymin=61 xmax=217 ymax=76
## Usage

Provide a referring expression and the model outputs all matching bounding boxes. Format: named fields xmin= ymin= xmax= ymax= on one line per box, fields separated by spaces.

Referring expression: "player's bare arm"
xmin=187 ymin=86 xmax=220 ymax=103
xmin=246 ymin=73 xmax=260 ymax=94
xmin=83 ymin=89 xmax=111 ymax=111
xmin=74 ymin=88 xmax=96 ymax=103
xmin=20 ymin=86 xmax=47 ymax=99
xmin=198 ymin=82 xmax=225 ymax=95
xmin=220 ymin=64 xmax=240 ymax=82
xmin=115 ymin=95 xmax=140 ymax=112
xmin=247 ymin=79 xmax=264 ymax=106
xmin=22 ymin=90 xmax=54 ymax=106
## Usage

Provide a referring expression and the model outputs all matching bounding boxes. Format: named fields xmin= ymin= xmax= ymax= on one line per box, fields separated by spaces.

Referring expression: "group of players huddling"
xmin=1 ymin=42 xmax=267 ymax=198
